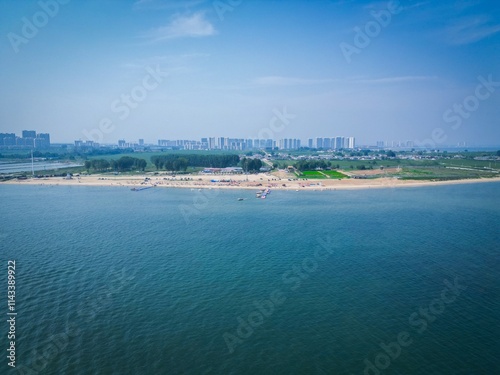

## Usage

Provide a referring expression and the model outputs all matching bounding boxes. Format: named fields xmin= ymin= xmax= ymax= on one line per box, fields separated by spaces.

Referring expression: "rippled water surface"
xmin=1 ymin=183 xmax=499 ymax=374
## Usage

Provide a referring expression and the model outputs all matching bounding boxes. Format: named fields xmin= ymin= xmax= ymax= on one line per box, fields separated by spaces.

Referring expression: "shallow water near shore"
xmin=1 ymin=183 xmax=499 ymax=374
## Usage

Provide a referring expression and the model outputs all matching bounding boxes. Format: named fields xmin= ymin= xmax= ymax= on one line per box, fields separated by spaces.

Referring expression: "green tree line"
xmin=295 ymin=159 xmax=332 ymax=171
xmin=151 ymin=154 xmax=240 ymax=171
xmin=85 ymin=156 xmax=147 ymax=172
xmin=240 ymin=158 xmax=263 ymax=172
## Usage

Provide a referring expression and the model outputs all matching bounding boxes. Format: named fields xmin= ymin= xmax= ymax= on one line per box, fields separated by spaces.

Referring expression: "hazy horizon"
xmin=1 ymin=0 xmax=499 ymax=146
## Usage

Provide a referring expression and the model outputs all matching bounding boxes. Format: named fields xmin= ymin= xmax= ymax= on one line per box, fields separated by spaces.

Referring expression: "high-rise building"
xmin=334 ymin=137 xmax=342 ymax=149
xmin=308 ymin=139 xmax=313 ymax=148
xmin=34 ymin=133 xmax=50 ymax=148
xmin=37 ymin=133 xmax=50 ymax=142
xmin=0 ymin=133 xmax=16 ymax=146
xmin=209 ymin=137 xmax=216 ymax=150
xmin=217 ymin=137 xmax=224 ymax=149
xmin=277 ymin=138 xmax=301 ymax=150
xmin=316 ymin=137 xmax=323 ymax=149
xmin=0 ymin=130 xmax=51 ymax=148
xmin=22 ymin=130 xmax=36 ymax=139
xmin=347 ymin=137 xmax=355 ymax=149
xmin=75 ymin=140 xmax=97 ymax=149
xmin=16 ymin=137 xmax=30 ymax=146
xmin=323 ymin=137 xmax=331 ymax=149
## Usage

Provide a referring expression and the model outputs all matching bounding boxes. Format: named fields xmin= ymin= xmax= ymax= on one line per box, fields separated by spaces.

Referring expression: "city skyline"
xmin=0 ymin=130 xmax=51 ymax=148
xmin=2 ymin=129 xmax=358 ymax=150
xmin=1 ymin=1 xmax=499 ymax=146
xmin=1 ymin=127 xmax=493 ymax=151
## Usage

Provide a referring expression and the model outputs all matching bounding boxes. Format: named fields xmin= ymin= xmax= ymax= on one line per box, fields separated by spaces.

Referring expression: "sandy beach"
xmin=4 ymin=171 xmax=500 ymax=191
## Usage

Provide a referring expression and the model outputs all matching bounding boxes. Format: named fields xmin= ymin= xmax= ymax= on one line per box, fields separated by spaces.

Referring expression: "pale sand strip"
xmin=3 ymin=173 xmax=500 ymax=191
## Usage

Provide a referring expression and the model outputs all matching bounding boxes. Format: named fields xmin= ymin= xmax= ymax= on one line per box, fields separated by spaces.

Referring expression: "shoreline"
xmin=2 ymin=173 xmax=500 ymax=191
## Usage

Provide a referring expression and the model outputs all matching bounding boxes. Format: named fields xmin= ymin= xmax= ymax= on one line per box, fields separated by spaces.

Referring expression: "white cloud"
xmin=353 ymin=76 xmax=438 ymax=84
xmin=253 ymin=75 xmax=436 ymax=87
xmin=121 ymin=53 xmax=209 ymax=71
xmin=254 ymin=76 xmax=337 ymax=86
xmin=444 ymin=16 xmax=500 ymax=45
xmin=145 ymin=12 xmax=216 ymax=41
xmin=454 ymin=0 xmax=483 ymax=12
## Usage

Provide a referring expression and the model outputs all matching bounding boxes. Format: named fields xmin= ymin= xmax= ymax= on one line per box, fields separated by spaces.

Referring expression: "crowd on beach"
xmin=6 ymin=171 xmax=500 ymax=191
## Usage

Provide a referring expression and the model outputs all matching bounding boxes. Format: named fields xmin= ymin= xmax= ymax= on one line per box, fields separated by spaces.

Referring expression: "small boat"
xmin=257 ymin=188 xmax=271 ymax=199
xmin=131 ymin=186 xmax=153 ymax=192
xmin=238 ymin=198 xmax=244 ymax=201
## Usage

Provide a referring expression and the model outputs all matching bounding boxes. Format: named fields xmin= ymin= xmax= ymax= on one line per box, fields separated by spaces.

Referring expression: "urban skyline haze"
xmin=1 ymin=0 xmax=499 ymax=146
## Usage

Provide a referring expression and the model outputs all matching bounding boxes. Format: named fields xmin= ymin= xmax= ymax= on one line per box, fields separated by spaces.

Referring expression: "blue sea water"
xmin=0 ymin=183 xmax=499 ymax=375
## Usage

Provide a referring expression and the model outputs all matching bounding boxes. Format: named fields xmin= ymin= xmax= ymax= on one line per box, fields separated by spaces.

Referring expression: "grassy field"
xmin=299 ymin=171 xmax=325 ymax=179
xmin=297 ymin=170 xmax=348 ymax=179
xmin=273 ymin=158 xmax=498 ymax=174
xmin=322 ymin=170 xmax=349 ymax=179
xmin=3 ymin=148 xmax=498 ymax=181
xmin=438 ymin=159 xmax=499 ymax=169
xmin=395 ymin=166 xmax=499 ymax=180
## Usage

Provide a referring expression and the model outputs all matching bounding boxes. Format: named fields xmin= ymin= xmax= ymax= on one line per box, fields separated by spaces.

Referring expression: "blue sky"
xmin=0 ymin=0 xmax=499 ymax=146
